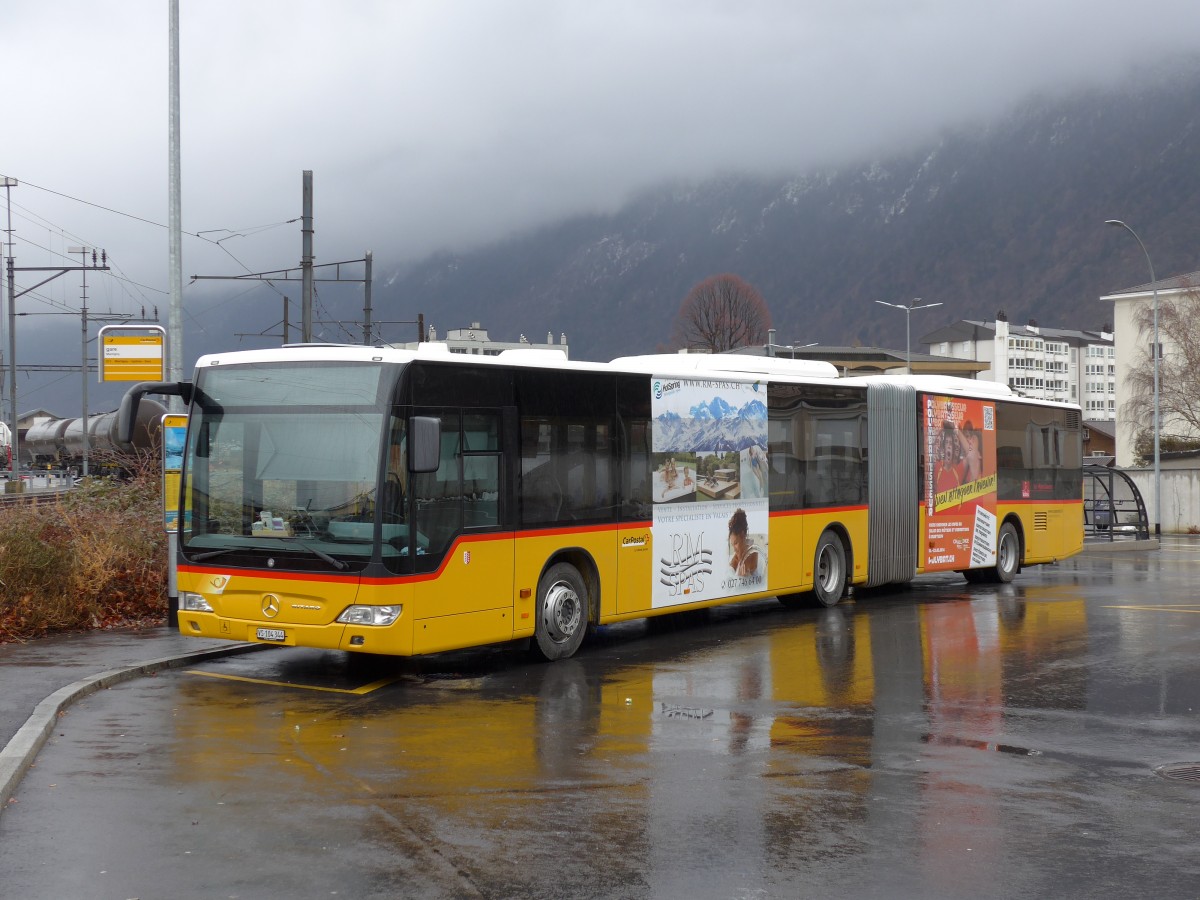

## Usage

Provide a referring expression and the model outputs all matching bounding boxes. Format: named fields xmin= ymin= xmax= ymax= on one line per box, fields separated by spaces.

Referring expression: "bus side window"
xmin=462 ymin=412 xmax=501 ymax=529
xmin=412 ymin=411 xmax=462 ymax=560
xmin=617 ymin=375 xmax=652 ymax=521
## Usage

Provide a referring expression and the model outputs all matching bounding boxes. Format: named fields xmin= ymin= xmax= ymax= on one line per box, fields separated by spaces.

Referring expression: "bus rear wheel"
xmin=994 ymin=521 xmax=1020 ymax=584
xmin=533 ymin=562 xmax=588 ymax=661
xmin=812 ymin=531 xmax=847 ymax=608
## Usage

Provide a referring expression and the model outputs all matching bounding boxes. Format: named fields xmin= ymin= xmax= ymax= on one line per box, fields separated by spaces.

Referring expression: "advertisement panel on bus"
xmin=922 ymin=393 xmax=998 ymax=573
xmin=650 ymin=376 xmax=770 ymax=608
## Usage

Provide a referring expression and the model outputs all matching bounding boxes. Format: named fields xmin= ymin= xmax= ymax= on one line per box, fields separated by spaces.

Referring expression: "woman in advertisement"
xmin=728 ymin=507 xmax=762 ymax=577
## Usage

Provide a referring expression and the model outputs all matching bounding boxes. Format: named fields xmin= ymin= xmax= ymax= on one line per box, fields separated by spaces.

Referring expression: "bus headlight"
xmin=180 ymin=592 xmax=213 ymax=612
xmin=336 ymin=605 xmax=402 ymax=626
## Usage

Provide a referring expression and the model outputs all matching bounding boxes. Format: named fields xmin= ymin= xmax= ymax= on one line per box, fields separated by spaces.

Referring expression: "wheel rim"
xmin=998 ymin=531 xmax=1016 ymax=573
xmin=817 ymin=545 xmax=841 ymax=594
xmin=542 ymin=580 xmax=581 ymax=644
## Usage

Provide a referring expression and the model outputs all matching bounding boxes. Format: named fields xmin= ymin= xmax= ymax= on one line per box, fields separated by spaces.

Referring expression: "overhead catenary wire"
xmin=14 ymin=178 xmax=296 ymax=299
xmin=5 ymin=178 xmax=298 ymax=331
xmin=0 ymin=176 xmax=305 ymax=421
xmin=16 ymin=178 xmax=299 ymax=248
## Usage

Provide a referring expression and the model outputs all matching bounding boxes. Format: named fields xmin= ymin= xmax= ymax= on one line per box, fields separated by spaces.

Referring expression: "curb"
xmin=0 ymin=642 xmax=268 ymax=813
xmin=1080 ymin=537 xmax=1161 ymax=554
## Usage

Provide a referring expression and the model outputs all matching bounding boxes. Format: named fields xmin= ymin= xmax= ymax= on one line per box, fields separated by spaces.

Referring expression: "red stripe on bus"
xmin=769 ymin=505 xmax=868 ymax=519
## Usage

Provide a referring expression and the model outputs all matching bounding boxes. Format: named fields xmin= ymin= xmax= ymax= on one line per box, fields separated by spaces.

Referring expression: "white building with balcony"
xmin=1100 ymin=272 xmax=1199 ymax=467
xmin=919 ymin=313 xmax=1114 ymax=421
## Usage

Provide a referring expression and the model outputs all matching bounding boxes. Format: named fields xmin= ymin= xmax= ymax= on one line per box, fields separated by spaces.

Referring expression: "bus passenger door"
xmin=411 ymin=408 xmax=516 ymax=654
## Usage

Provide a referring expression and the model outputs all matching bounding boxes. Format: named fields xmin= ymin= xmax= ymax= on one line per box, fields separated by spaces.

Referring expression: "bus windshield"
xmin=180 ymin=361 xmax=396 ymax=568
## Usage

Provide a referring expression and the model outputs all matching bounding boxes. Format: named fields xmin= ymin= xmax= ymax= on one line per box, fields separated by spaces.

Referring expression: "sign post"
xmin=162 ymin=413 xmax=188 ymax=629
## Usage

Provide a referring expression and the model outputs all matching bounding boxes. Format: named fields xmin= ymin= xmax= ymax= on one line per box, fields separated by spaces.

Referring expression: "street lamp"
xmin=875 ymin=297 xmax=943 ymax=374
xmin=1106 ymin=218 xmax=1160 ymax=537
xmin=784 ymin=340 xmax=818 ymax=357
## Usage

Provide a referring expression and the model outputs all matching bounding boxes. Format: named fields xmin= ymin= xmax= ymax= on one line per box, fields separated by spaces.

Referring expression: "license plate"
xmin=256 ymin=628 xmax=286 ymax=642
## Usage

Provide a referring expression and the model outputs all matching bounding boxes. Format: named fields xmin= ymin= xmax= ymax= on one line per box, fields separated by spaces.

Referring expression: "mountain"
xmin=373 ymin=61 xmax=1200 ymax=361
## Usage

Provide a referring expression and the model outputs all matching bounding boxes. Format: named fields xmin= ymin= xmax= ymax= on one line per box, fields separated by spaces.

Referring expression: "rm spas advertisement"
xmin=651 ymin=376 xmax=770 ymax=608
xmin=922 ymin=393 xmax=998 ymax=572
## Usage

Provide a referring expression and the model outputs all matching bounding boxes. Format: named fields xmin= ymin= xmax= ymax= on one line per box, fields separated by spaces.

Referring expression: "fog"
xmin=4 ymin=0 xmax=1200 ymax=413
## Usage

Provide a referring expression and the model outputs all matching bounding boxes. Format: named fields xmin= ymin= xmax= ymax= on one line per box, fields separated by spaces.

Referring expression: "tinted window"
xmin=768 ymin=384 xmax=867 ymax=509
xmin=516 ymin=371 xmax=616 ymax=526
xmin=617 ymin=375 xmax=653 ymax=521
xmin=409 ymin=362 xmax=513 ymax=407
xmin=995 ymin=401 xmax=1082 ymax=501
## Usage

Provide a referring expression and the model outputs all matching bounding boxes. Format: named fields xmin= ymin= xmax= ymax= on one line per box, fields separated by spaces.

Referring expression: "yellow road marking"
xmin=186 ymin=669 xmax=399 ymax=694
xmin=1103 ymin=605 xmax=1200 ymax=614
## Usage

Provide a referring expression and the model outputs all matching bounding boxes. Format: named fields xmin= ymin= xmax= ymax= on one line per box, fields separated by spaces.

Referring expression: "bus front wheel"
xmin=812 ymin=531 xmax=847 ymax=608
xmin=533 ymin=562 xmax=588 ymax=661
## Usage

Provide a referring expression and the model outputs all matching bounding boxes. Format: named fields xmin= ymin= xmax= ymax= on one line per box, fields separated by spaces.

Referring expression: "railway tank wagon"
xmin=22 ymin=398 xmax=166 ymax=472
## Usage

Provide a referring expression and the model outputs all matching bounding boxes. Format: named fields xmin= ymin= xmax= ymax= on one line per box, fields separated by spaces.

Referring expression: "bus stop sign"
xmin=99 ymin=326 xmax=166 ymax=382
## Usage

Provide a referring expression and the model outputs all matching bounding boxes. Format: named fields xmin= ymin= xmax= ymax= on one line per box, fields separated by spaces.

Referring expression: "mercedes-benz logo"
xmin=262 ymin=594 xmax=281 ymax=618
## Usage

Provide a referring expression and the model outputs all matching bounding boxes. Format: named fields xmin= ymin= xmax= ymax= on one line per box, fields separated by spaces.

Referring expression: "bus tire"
xmin=994 ymin=521 xmax=1020 ymax=584
xmin=812 ymin=531 xmax=847 ymax=608
xmin=533 ymin=562 xmax=588 ymax=661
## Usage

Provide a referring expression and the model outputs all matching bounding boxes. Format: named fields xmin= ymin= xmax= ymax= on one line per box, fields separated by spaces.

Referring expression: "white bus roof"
xmin=193 ymin=343 xmax=609 ymax=373
xmin=193 ymin=344 xmax=838 ymax=381
xmin=190 ymin=345 xmax=1077 ymax=410
xmin=845 ymin=373 xmax=1080 ymax=410
xmin=609 ymin=353 xmax=839 ymax=380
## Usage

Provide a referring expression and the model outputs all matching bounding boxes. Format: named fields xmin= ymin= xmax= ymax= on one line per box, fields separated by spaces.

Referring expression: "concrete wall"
xmin=1123 ymin=467 xmax=1200 ymax=534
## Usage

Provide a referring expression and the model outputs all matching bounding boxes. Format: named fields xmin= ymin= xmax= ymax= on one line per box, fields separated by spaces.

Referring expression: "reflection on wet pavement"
xmin=5 ymin=544 xmax=1200 ymax=897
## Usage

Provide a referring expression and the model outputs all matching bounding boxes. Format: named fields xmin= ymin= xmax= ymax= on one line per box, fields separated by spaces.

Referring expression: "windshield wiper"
xmin=191 ymin=547 xmax=237 ymax=561
xmin=194 ymin=542 xmax=346 ymax=571
xmin=292 ymin=540 xmax=348 ymax=571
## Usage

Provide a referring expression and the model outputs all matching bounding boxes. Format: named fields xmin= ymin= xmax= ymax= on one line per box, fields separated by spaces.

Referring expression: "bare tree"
xmin=671 ymin=274 xmax=772 ymax=353
xmin=1123 ymin=284 xmax=1200 ymax=459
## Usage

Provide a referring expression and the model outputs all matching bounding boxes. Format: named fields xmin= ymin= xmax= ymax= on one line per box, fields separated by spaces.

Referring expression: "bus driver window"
xmin=382 ymin=418 xmax=406 ymax=523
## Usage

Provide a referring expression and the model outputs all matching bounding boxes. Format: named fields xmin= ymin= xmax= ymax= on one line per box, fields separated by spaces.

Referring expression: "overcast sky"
xmin=3 ymin=0 xmax=1200 ymax=411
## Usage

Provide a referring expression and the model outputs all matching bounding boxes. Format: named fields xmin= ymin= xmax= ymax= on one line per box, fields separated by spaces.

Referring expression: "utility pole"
xmin=233 ymin=296 xmax=291 ymax=343
xmin=193 ymin=171 xmax=376 ymax=346
xmin=70 ymin=247 xmax=94 ymax=476
xmin=193 ymin=257 xmax=372 ymax=343
xmin=1 ymin=176 xmax=15 ymax=466
xmin=302 ymin=170 xmax=314 ymax=342
xmin=168 ymin=0 xmax=183 ymax=391
xmin=167 ymin=0 xmax=185 ymax=629
xmin=362 ymin=251 xmax=372 ymax=345
xmin=6 ymin=253 xmax=110 ymax=489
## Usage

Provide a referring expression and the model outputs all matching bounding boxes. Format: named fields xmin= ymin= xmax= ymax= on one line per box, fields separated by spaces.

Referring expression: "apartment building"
xmin=919 ymin=313 xmax=1115 ymax=421
xmin=1100 ymin=271 xmax=1200 ymax=467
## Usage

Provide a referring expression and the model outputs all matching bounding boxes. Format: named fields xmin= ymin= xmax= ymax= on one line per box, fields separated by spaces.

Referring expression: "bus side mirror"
xmin=408 ymin=416 xmax=441 ymax=473
xmin=118 ymin=381 xmax=193 ymax=443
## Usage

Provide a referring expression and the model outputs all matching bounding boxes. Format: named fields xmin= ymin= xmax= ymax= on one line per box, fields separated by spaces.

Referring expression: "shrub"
xmin=0 ymin=467 xmax=167 ymax=642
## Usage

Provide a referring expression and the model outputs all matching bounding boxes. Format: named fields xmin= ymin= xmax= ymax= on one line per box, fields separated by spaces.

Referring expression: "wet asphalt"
xmin=1 ymin=537 xmax=1198 ymax=899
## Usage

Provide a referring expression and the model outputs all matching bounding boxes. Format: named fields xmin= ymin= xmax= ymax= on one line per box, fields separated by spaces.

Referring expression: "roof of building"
xmin=920 ymin=319 xmax=1113 ymax=347
xmin=1083 ymin=419 xmax=1116 ymax=440
xmin=1101 ymin=271 xmax=1200 ymax=299
xmin=18 ymin=408 xmax=59 ymax=423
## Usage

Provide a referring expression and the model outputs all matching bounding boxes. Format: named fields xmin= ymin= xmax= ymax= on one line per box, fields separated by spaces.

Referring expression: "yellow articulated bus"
xmin=120 ymin=344 xmax=1083 ymax=661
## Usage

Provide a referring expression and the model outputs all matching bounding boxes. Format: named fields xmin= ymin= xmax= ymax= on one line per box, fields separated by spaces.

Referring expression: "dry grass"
xmin=0 ymin=459 xmax=168 ymax=642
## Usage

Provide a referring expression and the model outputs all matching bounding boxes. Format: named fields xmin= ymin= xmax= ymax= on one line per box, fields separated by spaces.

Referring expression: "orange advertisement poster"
xmin=922 ymin=394 xmax=997 ymax=572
